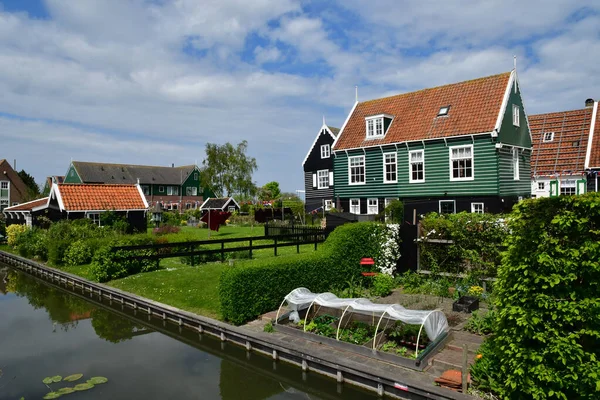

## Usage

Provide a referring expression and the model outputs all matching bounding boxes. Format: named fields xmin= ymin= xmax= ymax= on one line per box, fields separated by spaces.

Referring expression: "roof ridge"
xmin=58 ymin=183 xmax=138 ymax=186
xmin=72 ymin=161 xmax=195 ymax=169
xmin=530 ymin=107 xmax=592 ymax=118
xmin=359 ymin=71 xmax=512 ymax=106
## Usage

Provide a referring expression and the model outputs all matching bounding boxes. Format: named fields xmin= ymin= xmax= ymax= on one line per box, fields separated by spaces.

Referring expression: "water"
xmin=0 ymin=266 xmax=376 ymax=400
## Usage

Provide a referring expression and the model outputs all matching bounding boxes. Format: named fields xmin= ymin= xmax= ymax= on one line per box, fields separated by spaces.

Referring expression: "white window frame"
xmin=409 ymin=150 xmax=425 ymax=183
xmin=186 ymin=186 xmax=198 ymax=196
xmin=560 ymin=179 xmax=576 ymax=196
xmin=167 ymin=186 xmax=179 ymax=196
xmin=324 ymin=200 xmax=333 ymax=211
xmin=543 ymin=132 xmax=554 ymax=142
xmin=350 ymin=198 xmax=360 ymax=214
xmin=538 ymin=182 xmax=545 ymax=191
xmin=471 ymin=202 xmax=484 ymax=214
xmin=348 ymin=155 xmax=365 ymax=185
xmin=513 ymin=104 xmax=520 ymax=127
xmin=449 ymin=145 xmax=474 ymax=181
xmin=439 ymin=200 xmax=456 ymax=214
xmin=320 ymin=144 xmax=331 ymax=159
xmin=87 ymin=212 xmax=102 ymax=227
xmin=438 ymin=106 xmax=450 ymax=116
xmin=367 ymin=198 xmax=378 ymax=215
xmin=365 ymin=114 xmax=391 ymax=139
xmin=0 ymin=181 xmax=8 ymax=189
xmin=317 ymin=169 xmax=329 ymax=189
xmin=513 ymin=149 xmax=520 ymax=181
xmin=383 ymin=152 xmax=397 ymax=183
xmin=228 ymin=206 xmax=236 ymax=212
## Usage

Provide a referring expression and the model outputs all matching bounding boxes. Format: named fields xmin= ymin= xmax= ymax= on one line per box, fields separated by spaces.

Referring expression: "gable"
xmin=333 ymin=72 xmax=511 ymax=151
xmin=64 ymin=164 xmax=82 ymax=183
xmin=497 ymin=78 xmax=532 ymax=148
xmin=302 ymin=125 xmax=337 ymax=171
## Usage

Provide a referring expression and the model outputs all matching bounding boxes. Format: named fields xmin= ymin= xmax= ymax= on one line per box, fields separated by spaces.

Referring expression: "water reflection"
xmin=0 ymin=267 xmax=376 ymax=400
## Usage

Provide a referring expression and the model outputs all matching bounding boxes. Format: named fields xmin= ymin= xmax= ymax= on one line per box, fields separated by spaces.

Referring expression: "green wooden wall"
xmin=498 ymin=81 xmax=531 ymax=148
xmin=498 ymin=148 xmax=532 ymax=196
xmin=64 ymin=165 xmax=82 ymax=183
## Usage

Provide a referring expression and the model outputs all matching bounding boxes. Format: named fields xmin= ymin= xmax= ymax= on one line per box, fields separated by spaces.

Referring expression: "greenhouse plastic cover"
xmin=280 ymin=287 xmax=449 ymax=342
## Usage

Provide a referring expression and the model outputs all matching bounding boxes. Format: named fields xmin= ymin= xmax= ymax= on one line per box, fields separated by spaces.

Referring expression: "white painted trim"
xmin=348 ymin=155 xmax=366 ymax=185
xmin=514 ymin=72 xmax=534 ymax=146
xmin=408 ymin=149 xmax=425 ymax=183
xmin=302 ymin=123 xmax=337 ymax=167
xmin=471 ymin=202 xmax=484 ymax=214
xmin=320 ymin=144 xmax=331 ymax=159
xmin=51 ymin=184 xmax=66 ymax=211
xmin=365 ymin=113 xmax=394 ymax=119
xmin=317 ymin=169 xmax=329 ymax=189
xmin=448 ymin=144 xmax=475 ymax=182
xmin=512 ymin=104 xmax=520 ymax=127
xmin=494 ymin=70 xmax=514 ymax=132
xmin=333 ymin=131 xmax=493 ymax=154
xmin=2 ymin=197 xmax=49 ymax=211
xmin=543 ymin=132 xmax=555 ymax=142
xmin=199 ymin=197 xmax=211 ymax=210
xmin=349 ymin=198 xmax=361 ymax=214
xmin=439 ymin=200 xmax=456 ymax=214
xmin=512 ymin=148 xmax=520 ymax=181
xmin=383 ymin=152 xmax=398 ymax=183
xmin=332 ymin=101 xmax=359 ymax=151
xmin=585 ymin=101 xmax=598 ymax=168
xmin=367 ymin=198 xmax=378 ymax=215
xmin=136 ymin=183 xmax=149 ymax=209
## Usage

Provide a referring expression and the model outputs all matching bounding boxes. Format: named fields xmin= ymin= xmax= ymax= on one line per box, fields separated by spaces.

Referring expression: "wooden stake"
xmin=462 ymin=344 xmax=468 ymax=393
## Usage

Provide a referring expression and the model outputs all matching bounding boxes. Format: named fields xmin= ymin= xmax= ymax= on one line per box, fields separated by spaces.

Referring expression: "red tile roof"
xmin=57 ymin=184 xmax=147 ymax=211
xmin=333 ymin=72 xmax=511 ymax=151
xmin=529 ymin=108 xmax=592 ymax=176
xmin=588 ymin=105 xmax=600 ymax=169
xmin=3 ymin=197 xmax=48 ymax=211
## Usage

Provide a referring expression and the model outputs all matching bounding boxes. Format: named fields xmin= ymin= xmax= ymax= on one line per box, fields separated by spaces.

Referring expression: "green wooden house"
xmin=64 ymin=161 xmax=213 ymax=210
xmin=331 ymin=70 xmax=532 ymax=219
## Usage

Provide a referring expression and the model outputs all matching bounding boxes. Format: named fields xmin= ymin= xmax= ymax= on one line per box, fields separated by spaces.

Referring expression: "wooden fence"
xmin=111 ymin=232 xmax=326 ymax=267
xmin=264 ymin=222 xmax=325 ymax=238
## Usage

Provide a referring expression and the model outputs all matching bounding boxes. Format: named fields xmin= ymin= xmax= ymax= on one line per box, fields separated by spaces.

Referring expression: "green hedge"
xmin=90 ymin=235 xmax=159 ymax=282
xmin=220 ymin=222 xmax=386 ymax=324
xmin=471 ymin=193 xmax=600 ymax=399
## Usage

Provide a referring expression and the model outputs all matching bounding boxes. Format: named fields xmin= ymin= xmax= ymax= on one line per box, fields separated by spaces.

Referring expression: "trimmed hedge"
xmin=220 ymin=222 xmax=387 ymax=324
xmin=471 ymin=193 xmax=600 ymax=399
xmin=90 ymin=235 xmax=159 ymax=282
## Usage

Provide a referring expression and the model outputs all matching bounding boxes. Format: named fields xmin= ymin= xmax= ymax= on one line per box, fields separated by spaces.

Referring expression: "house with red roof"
xmin=529 ymin=98 xmax=600 ymax=197
xmin=3 ymin=183 xmax=149 ymax=231
xmin=0 ymin=159 xmax=29 ymax=212
xmin=331 ymin=70 xmax=532 ymax=220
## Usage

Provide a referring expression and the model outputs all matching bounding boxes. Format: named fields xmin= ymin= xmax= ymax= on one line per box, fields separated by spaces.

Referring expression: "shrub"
xmin=6 ymin=224 xmax=28 ymax=247
xmin=48 ymin=240 xmax=71 ymax=266
xmin=370 ymin=273 xmax=395 ymax=297
xmin=15 ymin=228 xmax=48 ymax=261
xmin=153 ymin=225 xmax=181 ymax=236
xmin=470 ymin=194 xmax=600 ymax=399
xmin=161 ymin=211 xmax=181 ymax=227
xmin=63 ymin=240 xmax=93 ymax=266
xmin=383 ymin=199 xmax=404 ymax=223
xmin=90 ymin=235 xmax=159 ymax=282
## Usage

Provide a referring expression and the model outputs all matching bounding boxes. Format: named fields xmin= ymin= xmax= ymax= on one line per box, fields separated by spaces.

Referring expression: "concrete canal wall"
xmin=0 ymin=250 xmax=470 ymax=400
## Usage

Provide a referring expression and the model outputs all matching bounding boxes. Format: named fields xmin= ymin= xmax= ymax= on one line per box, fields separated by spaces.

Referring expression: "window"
xmin=159 ymin=186 xmax=165 ymax=193
xmin=0 ymin=200 xmax=8 ymax=212
xmin=367 ymin=198 xmax=378 ymax=215
xmin=573 ymin=141 xmax=580 ymax=147
xmin=513 ymin=104 xmax=520 ymax=127
xmin=439 ymin=200 xmax=456 ymax=214
xmin=513 ymin=149 xmax=519 ymax=180
xmin=1 ymin=181 xmax=8 ymax=189
xmin=366 ymin=116 xmax=384 ymax=138
xmin=320 ymin=144 xmax=330 ymax=159
xmin=543 ymin=132 xmax=554 ymax=142
xmin=538 ymin=182 xmax=545 ymax=191
xmin=348 ymin=156 xmax=365 ymax=184
xmin=0 ymin=181 xmax=8 ymax=212
xmin=317 ymin=170 xmax=329 ymax=189
xmin=560 ymin=179 xmax=576 ymax=196
xmin=383 ymin=152 xmax=397 ymax=183
xmin=194 ymin=173 xmax=198 ymax=180
xmin=87 ymin=213 xmax=101 ymax=226
xmin=186 ymin=187 xmax=198 ymax=196
xmin=438 ymin=105 xmax=450 ymax=116
xmin=449 ymin=145 xmax=473 ymax=181
xmin=167 ymin=186 xmax=179 ymax=195
xmin=409 ymin=150 xmax=425 ymax=183
xmin=471 ymin=203 xmax=484 ymax=214
xmin=228 ymin=206 xmax=236 ymax=212
xmin=324 ymin=200 xmax=333 ymax=211
xmin=141 ymin=185 xmax=150 ymax=195
xmin=350 ymin=199 xmax=360 ymax=214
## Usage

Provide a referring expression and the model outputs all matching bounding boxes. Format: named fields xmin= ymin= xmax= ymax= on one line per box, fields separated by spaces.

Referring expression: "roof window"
xmin=543 ymin=132 xmax=554 ymax=142
xmin=437 ymin=105 xmax=450 ymax=116
xmin=365 ymin=114 xmax=393 ymax=139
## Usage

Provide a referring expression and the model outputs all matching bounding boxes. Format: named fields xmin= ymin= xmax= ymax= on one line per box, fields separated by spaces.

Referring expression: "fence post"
xmin=274 ymin=237 xmax=278 ymax=256
xmin=221 ymin=242 xmax=225 ymax=262
xmin=155 ymin=247 xmax=160 ymax=270
xmin=189 ymin=244 xmax=195 ymax=266
xmin=249 ymin=239 xmax=253 ymax=259
xmin=314 ymin=233 xmax=318 ymax=251
xmin=297 ymin=236 xmax=300 ymax=254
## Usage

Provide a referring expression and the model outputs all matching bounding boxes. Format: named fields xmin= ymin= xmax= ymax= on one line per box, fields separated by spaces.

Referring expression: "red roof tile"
xmin=529 ymin=108 xmax=592 ymax=176
xmin=57 ymin=184 xmax=147 ymax=211
xmin=3 ymin=197 xmax=48 ymax=211
xmin=588 ymin=105 xmax=600 ymax=169
xmin=333 ymin=72 xmax=511 ymax=151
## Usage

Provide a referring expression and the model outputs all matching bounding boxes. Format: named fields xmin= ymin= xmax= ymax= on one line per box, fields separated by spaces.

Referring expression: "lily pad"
xmin=43 ymin=377 xmax=54 ymax=384
xmin=87 ymin=376 xmax=108 ymax=384
xmin=51 ymin=375 xmax=62 ymax=383
xmin=57 ymin=387 xmax=76 ymax=394
xmin=73 ymin=382 xmax=95 ymax=391
xmin=43 ymin=392 xmax=62 ymax=399
xmin=63 ymin=374 xmax=83 ymax=382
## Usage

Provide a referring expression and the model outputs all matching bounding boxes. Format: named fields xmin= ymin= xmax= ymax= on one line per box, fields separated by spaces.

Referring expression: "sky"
xmin=1 ymin=0 xmax=599 ymax=193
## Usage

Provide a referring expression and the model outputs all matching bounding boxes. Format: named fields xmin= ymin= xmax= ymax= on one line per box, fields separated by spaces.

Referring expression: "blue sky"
xmin=1 ymin=0 xmax=599 ymax=193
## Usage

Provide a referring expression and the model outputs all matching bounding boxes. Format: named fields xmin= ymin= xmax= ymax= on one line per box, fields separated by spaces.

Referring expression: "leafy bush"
xmin=383 ymin=199 xmax=404 ymax=223
xmin=6 ymin=224 xmax=28 ymax=247
xmin=48 ymin=239 xmax=71 ymax=266
xmin=15 ymin=228 xmax=48 ymax=261
xmin=63 ymin=240 xmax=93 ymax=266
xmin=464 ymin=310 xmax=495 ymax=335
xmin=370 ymin=273 xmax=395 ymax=297
xmin=161 ymin=211 xmax=182 ymax=227
xmin=90 ymin=235 xmax=159 ymax=282
xmin=153 ymin=225 xmax=181 ymax=236
xmin=470 ymin=194 xmax=600 ymax=399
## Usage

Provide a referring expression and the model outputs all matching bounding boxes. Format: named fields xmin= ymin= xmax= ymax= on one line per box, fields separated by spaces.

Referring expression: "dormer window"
xmin=437 ymin=105 xmax=450 ymax=116
xmin=543 ymin=132 xmax=554 ymax=142
xmin=320 ymin=144 xmax=330 ymax=158
xmin=365 ymin=114 xmax=393 ymax=139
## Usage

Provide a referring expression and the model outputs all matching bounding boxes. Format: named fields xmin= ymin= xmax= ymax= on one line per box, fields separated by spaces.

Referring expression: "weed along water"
xmin=0 ymin=265 xmax=376 ymax=400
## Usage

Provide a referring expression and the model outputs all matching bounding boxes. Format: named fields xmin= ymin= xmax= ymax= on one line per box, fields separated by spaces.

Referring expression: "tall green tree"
xmin=258 ymin=181 xmax=281 ymax=201
xmin=18 ymin=169 xmax=40 ymax=201
xmin=201 ymin=140 xmax=258 ymax=197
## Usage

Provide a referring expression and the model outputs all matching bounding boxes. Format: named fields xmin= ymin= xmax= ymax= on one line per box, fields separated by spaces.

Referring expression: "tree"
xmin=258 ymin=181 xmax=281 ymax=201
xmin=201 ymin=140 xmax=258 ymax=197
xmin=18 ymin=169 xmax=40 ymax=201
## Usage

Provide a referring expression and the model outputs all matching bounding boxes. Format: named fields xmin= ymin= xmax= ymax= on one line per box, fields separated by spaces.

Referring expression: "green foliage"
xmin=464 ymin=310 xmax=495 ymax=335
xmin=90 ymin=236 xmax=158 ymax=282
xmin=259 ymin=181 xmax=281 ymax=201
xmin=161 ymin=211 xmax=182 ymax=227
xmin=263 ymin=320 xmax=274 ymax=333
xmin=48 ymin=240 xmax=71 ymax=266
xmin=99 ymin=210 xmax=130 ymax=233
xmin=383 ymin=199 xmax=404 ymax=223
xmin=219 ymin=222 xmax=384 ymax=324
xmin=17 ymin=169 xmax=40 ymax=201
xmin=201 ymin=140 xmax=258 ymax=197
xmin=471 ymin=194 xmax=600 ymax=399
xmin=370 ymin=273 xmax=395 ymax=297
xmin=63 ymin=240 xmax=93 ymax=266
xmin=338 ymin=322 xmax=374 ymax=345
xmin=15 ymin=227 xmax=48 ymax=261
xmin=419 ymin=212 xmax=508 ymax=278
xmin=6 ymin=224 xmax=28 ymax=247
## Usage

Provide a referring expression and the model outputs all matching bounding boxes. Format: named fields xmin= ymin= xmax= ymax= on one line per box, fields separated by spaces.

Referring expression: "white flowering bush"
xmin=375 ymin=224 xmax=401 ymax=275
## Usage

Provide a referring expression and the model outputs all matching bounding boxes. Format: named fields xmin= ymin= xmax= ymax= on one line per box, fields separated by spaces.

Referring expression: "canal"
xmin=0 ymin=266 xmax=377 ymax=400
